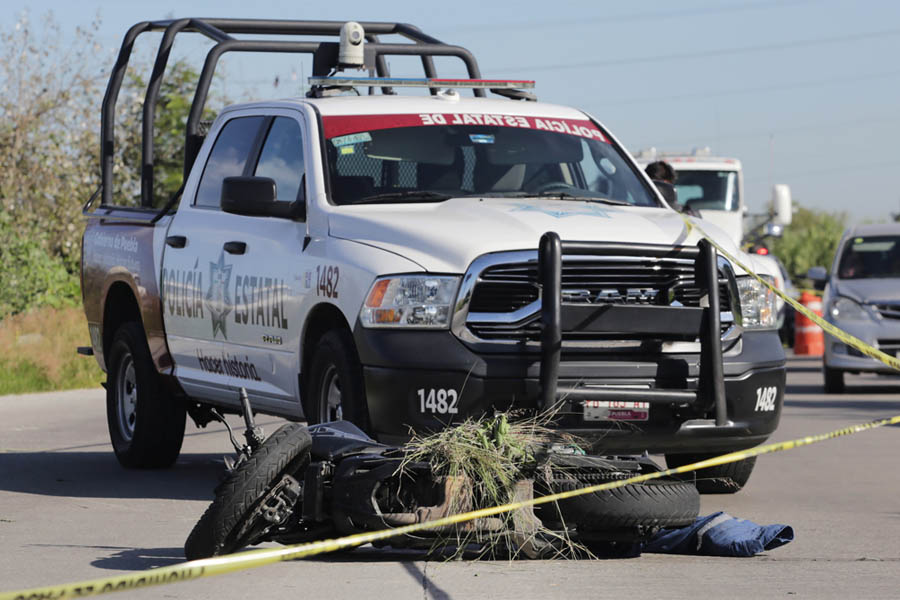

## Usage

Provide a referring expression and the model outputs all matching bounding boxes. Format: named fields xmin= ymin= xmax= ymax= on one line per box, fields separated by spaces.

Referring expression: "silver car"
xmin=809 ymin=223 xmax=900 ymax=393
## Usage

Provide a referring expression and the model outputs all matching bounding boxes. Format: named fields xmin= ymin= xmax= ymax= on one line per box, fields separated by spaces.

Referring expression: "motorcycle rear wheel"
xmin=545 ymin=476 xmax=700 ymax=530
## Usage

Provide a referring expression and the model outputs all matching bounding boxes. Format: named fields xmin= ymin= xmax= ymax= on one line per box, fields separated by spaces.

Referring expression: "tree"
xmin=0 ymin=11 xmax=225 ymax=317
xmin=770 ymin=204 xmax=847 ymax=284
xmin=0 ymin=13 xmax=102 ymax=274
xmin=116 ymin=58 xmax=224 ymax=208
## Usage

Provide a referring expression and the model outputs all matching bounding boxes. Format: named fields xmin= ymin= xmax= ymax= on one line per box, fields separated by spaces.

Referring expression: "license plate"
xmin=583 ymin=400 xmax=650 ymax=421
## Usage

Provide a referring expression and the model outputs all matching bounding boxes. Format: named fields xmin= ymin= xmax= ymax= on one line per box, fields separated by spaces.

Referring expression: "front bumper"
xmin=356 ymin=326 xmax=785 ymax=454
xmin=823 ymin=316 xmax=900 ymax=374
xmin=357 ymin=235 xmax=785 ymax=454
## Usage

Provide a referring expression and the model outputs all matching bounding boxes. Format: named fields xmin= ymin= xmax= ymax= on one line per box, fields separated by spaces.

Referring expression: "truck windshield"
xmin=674 ymin=170 xmax=740 ymax=212
xmin=837 ymin=235 xmax=900 ymax=280
xmin=321 ymin=113 xmax=658 ymax=207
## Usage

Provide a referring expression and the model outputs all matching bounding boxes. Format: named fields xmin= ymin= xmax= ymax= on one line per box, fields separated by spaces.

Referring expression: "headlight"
xmin=737 ymin=275 xmax=777 ymax=329
xmin=360 ymin=275 xmax=460 ymax=329
xmin=829 ymin=296 xmax=868 ymax=321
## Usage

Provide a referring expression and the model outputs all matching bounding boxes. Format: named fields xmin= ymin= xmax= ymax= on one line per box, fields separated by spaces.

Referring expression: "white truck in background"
xmin=633 ymin=148 xmax=795 ymax=334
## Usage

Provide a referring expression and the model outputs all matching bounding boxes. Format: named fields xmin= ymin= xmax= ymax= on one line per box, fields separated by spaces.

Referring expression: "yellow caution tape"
xmin=3 ymin=413 xmax=899 ymax=600
xmin=4 ymin=217 xmax=899 ymax=599
xmin=680 ymin=215 xmax=900 ymax=372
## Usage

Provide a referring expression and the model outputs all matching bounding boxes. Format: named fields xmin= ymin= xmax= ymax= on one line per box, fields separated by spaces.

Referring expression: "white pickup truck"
xmin=80 ymin=19 xmax=785 ymax=492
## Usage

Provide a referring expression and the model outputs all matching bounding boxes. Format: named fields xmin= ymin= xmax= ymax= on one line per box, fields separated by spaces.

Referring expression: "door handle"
xmin=165 ymin=235 xmax=187 ymax=248
xmin=224 ymin=241 xmax=247 ymax=255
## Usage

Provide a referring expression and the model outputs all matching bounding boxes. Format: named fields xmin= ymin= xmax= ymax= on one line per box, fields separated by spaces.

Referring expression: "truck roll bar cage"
xmin=98 ymin=18 xmax=487 ymax=211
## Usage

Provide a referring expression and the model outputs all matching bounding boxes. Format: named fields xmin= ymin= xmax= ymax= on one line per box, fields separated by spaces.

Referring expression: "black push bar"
xmin=537 ymin=232 xmax=728 ymax=426
xmin=98 ymin=18 xmax=486 ymax=211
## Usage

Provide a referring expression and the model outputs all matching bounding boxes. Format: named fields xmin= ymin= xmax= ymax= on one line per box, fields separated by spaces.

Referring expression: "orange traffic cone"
xmin=794 ymin=291 xmax=825 ymax=356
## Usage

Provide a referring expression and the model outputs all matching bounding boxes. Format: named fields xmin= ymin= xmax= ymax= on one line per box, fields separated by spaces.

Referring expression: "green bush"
xmin=0 ymin=214 xmax=79 ymax=317
xmin=771 ymin=205 xmax=847 ymax=285
xmin=0 ymin=15 xmax=222 ymax=319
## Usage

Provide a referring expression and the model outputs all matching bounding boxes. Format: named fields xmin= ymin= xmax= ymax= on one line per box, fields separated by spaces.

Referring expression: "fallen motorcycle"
xmin=185 ymin=419 xmax=700 ymax=560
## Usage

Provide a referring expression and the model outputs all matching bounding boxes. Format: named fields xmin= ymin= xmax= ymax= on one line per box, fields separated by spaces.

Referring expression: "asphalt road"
xmin=1 ymin=354 xmax=899 ymax=599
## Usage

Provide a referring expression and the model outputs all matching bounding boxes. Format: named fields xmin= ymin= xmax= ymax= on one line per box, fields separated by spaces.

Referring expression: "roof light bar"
xmin=309 ymin=76 xmax=535 ymax=89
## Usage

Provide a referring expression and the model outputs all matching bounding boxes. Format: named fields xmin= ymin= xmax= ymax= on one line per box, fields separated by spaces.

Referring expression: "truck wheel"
xmin=306 ymin=329 xmax=369 ymax=430
xmin=824 ymin=366 xmax=845 ymax=394
xmin=106 ymin=322 xmax=185 ymax=468
xmin=665 ymin=453 xmax=757 ymax=494
xmin=184 ymin=423 xmax=312 ymax=560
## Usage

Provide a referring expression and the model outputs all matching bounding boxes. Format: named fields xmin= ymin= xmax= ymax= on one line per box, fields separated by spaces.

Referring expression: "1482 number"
xmin=316 ymin=265 xmax=339 ymax=298
xmin=417 ymin=388 xmax=459 ymax=415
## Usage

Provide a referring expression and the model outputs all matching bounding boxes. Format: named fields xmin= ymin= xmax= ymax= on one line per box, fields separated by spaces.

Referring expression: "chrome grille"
xmin=878 ymin=338 xmax=900 ymax=355
xmin=470 ymin=281 xmax=538 ymax=313
xmin=464 ymin=255 xmax=732 ymax=342
xmin=875 ymin=303 xmax=900 ymax=320
xmin=470 ymin=258 xmax=729 ymax=312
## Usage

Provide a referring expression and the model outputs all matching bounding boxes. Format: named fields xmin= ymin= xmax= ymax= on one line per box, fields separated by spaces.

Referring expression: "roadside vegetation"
xmin=0 ymin=11 xmax=223 ymax=395
xmin=0 ymin=306 xmax=103 ymax=394
xmin=770 ymin=206 xmax=848 ymax=289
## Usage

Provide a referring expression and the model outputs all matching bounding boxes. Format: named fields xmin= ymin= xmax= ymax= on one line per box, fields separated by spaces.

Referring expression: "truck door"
xmin=160 ymin=115 xmax=267 ymax=407
xmin=214 ymin=113 xmax=311 ymax=417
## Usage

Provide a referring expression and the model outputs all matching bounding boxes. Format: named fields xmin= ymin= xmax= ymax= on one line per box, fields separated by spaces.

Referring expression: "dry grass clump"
xmin=0 ymin=306 xmax=103 ymax=394
xmin=400 ymin=413 xmax=589 ymax=559
xmin=403 ymin=414 xmax=554 ymax=504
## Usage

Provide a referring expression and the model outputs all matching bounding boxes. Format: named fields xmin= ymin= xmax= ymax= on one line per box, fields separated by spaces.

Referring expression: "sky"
xmin=6 ymin=0 xmax=900 ymax=222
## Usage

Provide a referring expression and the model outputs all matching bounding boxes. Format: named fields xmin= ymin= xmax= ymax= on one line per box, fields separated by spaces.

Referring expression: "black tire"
xmin=106 ymin=322 xmax=185 ymax=468
xmin=184 ymin=423 xmax=312 ymax=560
xmin=824 ymin=366 xmax=845 ymax=394
xmin=545 ymin=477 xmax=699 ymax=530
xmin=665 ymin=453 xmax=757 ymax=494
xmin=305 ymin=329 xmax=369 ymax=429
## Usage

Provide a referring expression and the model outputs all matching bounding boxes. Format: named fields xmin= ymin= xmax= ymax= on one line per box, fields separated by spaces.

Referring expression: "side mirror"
xmin=807 ymin=265 xmax=828 ymax=290
xmin=764 ymin=223 xmax=784 ymax=238
xmin=771 ymin=184 xmax=792 ymax=226
xmin=652 ymin=180 xmax=677 ymax=209
xmin=221 ymin=176 xmax=304 ymax=219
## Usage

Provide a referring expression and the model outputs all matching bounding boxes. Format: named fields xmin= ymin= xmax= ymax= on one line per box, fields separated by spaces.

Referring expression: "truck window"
xmin=194 ymin=116 xmax=265 ymax=208
xmin=674 ymin=170 xmax=740 ymax=212
xmin=254 ymin=117 xmax=305 ymax=203
xmin=575 ymin=138 xmax=642 ymax=201
xmin=837 ymin=236 xmax=900 ymax=280
xmin=321 ymin=115 xmax=659 ymax=207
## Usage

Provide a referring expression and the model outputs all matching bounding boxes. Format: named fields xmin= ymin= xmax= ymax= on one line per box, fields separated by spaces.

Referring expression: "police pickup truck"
xmin=80 ymin=19 xmax=785 ymax=492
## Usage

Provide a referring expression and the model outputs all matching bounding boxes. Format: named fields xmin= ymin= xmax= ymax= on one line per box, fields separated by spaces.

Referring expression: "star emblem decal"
xmin=509 ymin=202 xmax=612 ymax=219
xmin=206 ymin=250 xmax=233 ymax=339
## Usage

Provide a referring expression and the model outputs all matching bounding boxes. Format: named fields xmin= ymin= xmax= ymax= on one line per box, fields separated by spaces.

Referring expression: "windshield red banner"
xmin=322 ymin=113 xmax=608 ymax=142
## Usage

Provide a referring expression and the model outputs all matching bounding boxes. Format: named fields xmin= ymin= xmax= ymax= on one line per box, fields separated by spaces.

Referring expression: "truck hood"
xmin=328 ymin=197 xmax=743 ymax=273
xmin=832 ymin=278 xmax=900 ymax=305
xmin=695 ymin=209 xmax=743 ymax=248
